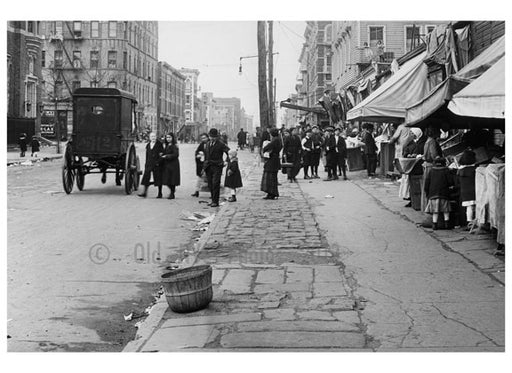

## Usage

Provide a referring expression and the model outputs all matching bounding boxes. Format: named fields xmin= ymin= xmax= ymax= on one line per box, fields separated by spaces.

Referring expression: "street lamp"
xmin=238 ymin=52 xmax=279 ymax=75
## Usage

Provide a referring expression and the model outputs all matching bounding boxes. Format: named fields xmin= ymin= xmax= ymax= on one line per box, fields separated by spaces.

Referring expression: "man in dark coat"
xmin=192 ymin=133 xmax=209 ymax=197
xmin=139 ymin=132 xmax=164 ymax=198
xmin=237 ymin=128 xmax=247 ymax=150
xmin=334 ymin=127 xmax=348 ymax=180
xmin=323 ymin=127 xmax=337 ymax=181
xmin=204 ymin=128 xmax=230 ymax=207
xmin=261 ymin=128 xmax=282 ymax=199
xmin=310 ymin=126 xmax=323 ymax=178
xmin=161 ymin=133 xmax=180 ymax=199
xmin=362 ymin=123 xmax=378 ymax=177
xmin=283 ymin=127 xmax=302 ymax=182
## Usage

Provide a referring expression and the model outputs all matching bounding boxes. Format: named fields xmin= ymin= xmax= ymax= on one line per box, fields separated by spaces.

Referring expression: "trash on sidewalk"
xmin=20 ymin=160 xmax=33 ymax=166
xmin=324 ymin=195 xmax=334 ymax=199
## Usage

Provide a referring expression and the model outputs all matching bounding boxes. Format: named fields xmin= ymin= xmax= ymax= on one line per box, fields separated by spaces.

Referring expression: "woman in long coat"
xmin=161 ymin=133 xmax=181 ymax=199
xmin=261 ymin=128 xmax=282 ymax=200
xmin=138 ymin=132 xmax=164 ymax=198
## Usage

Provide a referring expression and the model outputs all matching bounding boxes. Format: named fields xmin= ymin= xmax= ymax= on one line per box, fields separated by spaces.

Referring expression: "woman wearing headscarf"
xmin=191 ymin=133 xmax=209 ymax=197
xmin=161 ymin=132 xmax=181 ymax=199
xmin=261 ymin=128 xmax=282 ymax=200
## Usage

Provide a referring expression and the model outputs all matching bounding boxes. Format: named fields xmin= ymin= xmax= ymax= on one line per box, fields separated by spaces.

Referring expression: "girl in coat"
xmin=424 ymin=156 xmax=454 ymax=230
xmin=161 ymin=133 xmax=181 ymax=199
xmin=457 ymin=150 xmax=477 ymax=228
xmin=224 ymin=150 xmax=243 ymax=202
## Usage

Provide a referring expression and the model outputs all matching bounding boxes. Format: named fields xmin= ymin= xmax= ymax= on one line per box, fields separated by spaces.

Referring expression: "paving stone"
xmin=332 ymin=311 xmax=361 ymax=324
xmin=220 ymin=331 xmax=365 ymax=348
xmin=212 ymin=269 xmax=226 ymax=285
xmin=141 ymin=325 xmax=219 ymax=351
xmin=263 ymin=308 xmax=296 ymax=321
xmin=255 ymin=269 xmax=285 ymax=284
xmin=297 ymin=310 xmax=335 ymax=320
xmin=257 ymin=301 xmax=281 ymax=309
xmin=285 ymin=266 xmax=313 ymax=283
xmin=161 ymin=312 xmax=262 ymax=328
xmin=314 ymin=266 xmax=344 ymax=282
xmin=220 ymin=269 xmax=254 ymax=293
xmin=313 ymin=282 xmax=347 ymax=297
xmin=236 ymin=320 xmax=361 ymax=332
xmin=253 ymin=282 xmax=310 ymax=294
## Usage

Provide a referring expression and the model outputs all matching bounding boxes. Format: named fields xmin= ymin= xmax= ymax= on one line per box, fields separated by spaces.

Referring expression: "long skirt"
xmin=261 ymin=171 xmax=279 ymax=197
xmin=425 ymin=198 xmax=451 ymax=214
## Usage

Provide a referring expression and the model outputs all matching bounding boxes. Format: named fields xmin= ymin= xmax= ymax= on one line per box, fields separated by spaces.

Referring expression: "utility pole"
xmin=267 ymin=21 xmax=274 ymax=128
xmin=257 ymin=21 xmax=269 ymax=131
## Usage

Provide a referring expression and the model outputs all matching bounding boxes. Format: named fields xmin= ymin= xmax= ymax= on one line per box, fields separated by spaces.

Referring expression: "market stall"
xmin=475 ymin=164 xmax=505 ymax=244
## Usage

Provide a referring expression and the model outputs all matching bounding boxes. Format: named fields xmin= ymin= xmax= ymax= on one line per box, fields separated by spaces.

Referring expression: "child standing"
xmin=224 ymin=150 xmax=242 ymax=202
xmin=424 ymin=156 xmax=454 ymax=230
xmin=457 ymin=150 xmax=477 ymax=229
xmin=31 ymin=136 xmax=40 ymax=157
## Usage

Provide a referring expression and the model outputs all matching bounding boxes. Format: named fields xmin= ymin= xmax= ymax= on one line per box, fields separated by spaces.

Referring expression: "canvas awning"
xmin=405 ymin=35 xmax=505 ymax=127
xmin=346 ymin=51 xmax=429 ymax=122
xmin=448 ymin=56 xmax=505 ymax=119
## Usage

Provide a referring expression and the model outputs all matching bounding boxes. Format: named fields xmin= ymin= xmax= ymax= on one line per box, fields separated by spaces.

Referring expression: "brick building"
xmin=157 ymin=61 xmax=186 ymax=135
xmin=210 ymin=97 xmax=242 ymax=139
xmin=7 ymin=21 xmax=43 ymax=143
xmin=39 ymin=21 xmax=158 ymax=138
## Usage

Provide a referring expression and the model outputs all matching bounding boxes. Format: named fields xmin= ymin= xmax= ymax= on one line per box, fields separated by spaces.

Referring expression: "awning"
xmin=405 ymin=35 xmax=505 ymax=127
xmin=347 ymin=51 xmax=429 ymax=122
xmin=448 ymin=56 xmax=505 ymax=119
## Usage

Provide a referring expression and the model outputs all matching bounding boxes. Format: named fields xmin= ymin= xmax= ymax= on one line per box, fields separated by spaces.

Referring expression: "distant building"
xmin=7 ymin=21 xmax=43 ymax=143
xmin=157 ymin=61 xmax=186 ymax=135
xmin=180 ymin=68 xmax=200 ymax=123
xmin=39 ymin=21 xmax=158 ymax=137
xmin=210 ymin=97 xmax=241 ymax=139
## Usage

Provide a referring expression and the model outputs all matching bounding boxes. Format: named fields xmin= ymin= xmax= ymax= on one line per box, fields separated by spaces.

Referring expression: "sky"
xmin=158 ymin=21 xmax=306 ymax=126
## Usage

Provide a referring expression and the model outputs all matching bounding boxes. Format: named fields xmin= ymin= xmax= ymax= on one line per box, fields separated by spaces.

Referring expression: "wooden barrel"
xmin=161 ymin=265 xmax=213 ymax=313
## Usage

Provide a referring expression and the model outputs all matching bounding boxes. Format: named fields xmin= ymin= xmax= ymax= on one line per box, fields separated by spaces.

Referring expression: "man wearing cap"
xmin=310 ymin=125 xmax=323 ymax=178
xmin=203 ymin=128 xmax=230 ymax=207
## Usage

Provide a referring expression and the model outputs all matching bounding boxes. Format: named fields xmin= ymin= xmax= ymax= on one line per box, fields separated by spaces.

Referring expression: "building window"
xmin=55 ymin=81 xmax=64 ymax=98
xmin=108 ymin=81 xmax=117 ymax=88
xmin=124 ymin=21 xmax=128 ymax=39
xmin=108 ymin=21 xmax=117 ymax=38
xmin=73 ymin=50 xmax=81 ymax=68
xmin=73 ymin=21 xmax=82 ymax=38
xmin=426 ymin=25 xmax=436 ymax=35
xmin=54 ymin=50 xmax=63 ymax=68
xmin=186 ymin=95 xmax=191 ymax=105
xmin=368 ymin=26 xmax=384 ymax=48
xmin=108 ymin=51 xmax=117 ymax=68
xmin=41 ymin=50 xmax=45 ymax=67
xmin=91 ymin=21 xmax=99 ymax=38
xmin=54 ymin=21 xmax=63 ymax=35
xmin=324 ymin=25 xmax=332 ymax=43
xmin=90 ymin=80 xmax=99 ymax=88
xmin=27 ymin=21 xmax=34 ymax=33
xmin=123 ymin=51 xmax=127 ymax=69
xmin=90 ymin=51 xmax=99 ymax=69
xmin=405 ymin=25 xmax=422 ymax=52
xmin=72 ymin=80 xmax=81 ymax=92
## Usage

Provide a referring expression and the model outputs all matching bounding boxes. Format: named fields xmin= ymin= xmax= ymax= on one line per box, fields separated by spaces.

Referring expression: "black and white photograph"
xmin=2 ymin=0 xmax=509 ymax=371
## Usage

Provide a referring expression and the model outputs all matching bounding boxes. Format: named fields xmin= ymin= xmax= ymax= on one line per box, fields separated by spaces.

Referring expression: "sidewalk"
xmin=124 ymin=162 xmax=504 ymax=352
xmin=125 ymin=156 xmax=368 ymax=351
xmin=7 ymin=146 xmax=62 ymax=166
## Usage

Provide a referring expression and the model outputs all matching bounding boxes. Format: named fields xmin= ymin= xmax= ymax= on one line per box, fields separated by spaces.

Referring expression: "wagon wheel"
xmin=62 ymin=144 xmax=75 ymax=194
xmin=124 ymin=144 xmax=137 ymax=195
xmin=76 ymin=157 xmax=85 ymax=191
xmin=133 ymin=155 xmax=141 ymax=191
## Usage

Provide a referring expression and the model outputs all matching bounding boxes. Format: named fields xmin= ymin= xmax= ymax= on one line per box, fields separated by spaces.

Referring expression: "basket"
xmin=161 ymin=265 xmax=213 ymax=313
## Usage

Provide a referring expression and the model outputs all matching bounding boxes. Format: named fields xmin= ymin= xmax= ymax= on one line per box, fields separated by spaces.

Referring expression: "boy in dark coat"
xmin=161 ymin=133 xmax=181 ymax=199
xmin=225 ymin=150 xmax=243 ymax=202
xmin=31 ymin=136 xmax=40 ymax=157
xmin=139 ymin=132 xmax=164 ymax=198
xmin=424 ymin=156 xmax=455 ymax=230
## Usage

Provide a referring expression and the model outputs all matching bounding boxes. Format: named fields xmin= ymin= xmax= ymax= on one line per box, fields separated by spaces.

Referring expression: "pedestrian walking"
xmin=457 ymin=150 xmax=477 ymax=228
xmin=261 ymin=128 xmax=282 ymax=200
xmin=424 ymin=156 xmax=454 ymax=230
xmin=30 ymin=136 xmax=40 ymax=157
xmin=204 ymin=128 xmax=230 ymax=208
xmin=283 ymin=127 xmax=302 ymax=182
xmin=18 ymin=133 xmax=27 ymax=157
xmin=161 ymin=133 xmax=180 ymax=200
xmin=138 ymin=132 xmax=164 ymax=198
xmin=224 ymin=149 xmax=243 ymax=202
xmin=301 ymin=128 xmax=313 ymax=179
xmin=362 ymin=123 xmax=378 ymax=177
xmin=247 ymin=132 xmax=254 ymax=153
xmin=221 ymin=131 xmax=229 ymax=145
xmin=237 ymin=128 xmax=247 ymax=150
xmin=191 ymin=133 xmax=209 ymax=198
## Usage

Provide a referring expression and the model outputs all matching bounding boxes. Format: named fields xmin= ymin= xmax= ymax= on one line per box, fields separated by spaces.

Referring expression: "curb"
xmin=122 ymin=152 xmax=260 ymax=352
xmin=7 ymin=154 xmax=63 ymax=166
